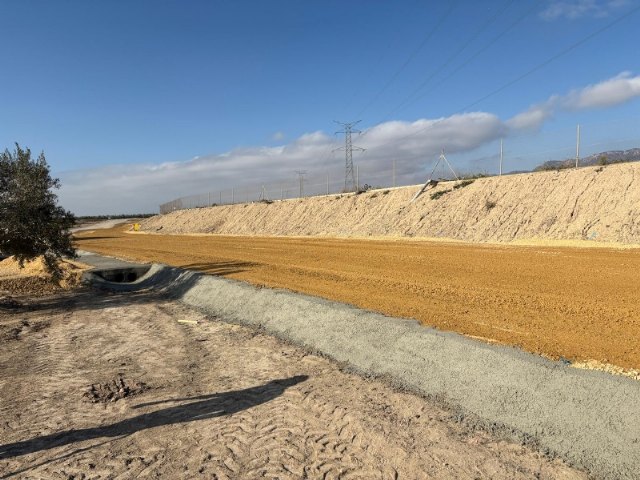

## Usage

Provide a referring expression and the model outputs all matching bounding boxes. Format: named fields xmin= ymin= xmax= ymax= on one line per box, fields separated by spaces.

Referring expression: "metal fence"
xmin=159 ymin=160 xmax=418 ymax=214
xmin=159 ymin=120 xmax=639 ymax=214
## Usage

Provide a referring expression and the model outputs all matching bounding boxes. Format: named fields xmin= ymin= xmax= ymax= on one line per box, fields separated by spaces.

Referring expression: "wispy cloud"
xmin=540 ymin=0 xmax=630 ymax=20
xmin=271 ymin=131 xmax=285 ymax=141
xmin=507 ymin=72 xmax=640 ymax=130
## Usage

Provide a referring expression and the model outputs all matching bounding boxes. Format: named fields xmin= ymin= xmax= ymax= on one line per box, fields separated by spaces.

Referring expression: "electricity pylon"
xmin=334 ymin=121 xmax=365 ymax=192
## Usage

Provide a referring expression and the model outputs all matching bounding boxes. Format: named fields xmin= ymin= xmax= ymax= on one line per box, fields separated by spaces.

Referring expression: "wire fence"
xmin=159 ymin=160 xmax=414 ymax=214
xmin=159 ymin=121 xmax=640 ymax=214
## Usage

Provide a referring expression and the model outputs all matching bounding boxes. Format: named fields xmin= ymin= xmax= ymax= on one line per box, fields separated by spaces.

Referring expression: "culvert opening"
xmin=93 ymin=266 xmax=151 ymax=283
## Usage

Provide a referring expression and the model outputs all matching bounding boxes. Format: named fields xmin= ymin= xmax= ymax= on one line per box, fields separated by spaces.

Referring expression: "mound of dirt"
xmin=83 ymin=377 xmax=148 ymax=403
xmin=142 ymin=162 xmax=640 ymax=244
xmin=0 ymin=256 xmax=90 ymax=295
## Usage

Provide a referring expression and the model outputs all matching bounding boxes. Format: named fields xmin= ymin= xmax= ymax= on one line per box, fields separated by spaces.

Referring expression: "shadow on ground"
xmin=0 ymin=375 xmax=308 ymax=464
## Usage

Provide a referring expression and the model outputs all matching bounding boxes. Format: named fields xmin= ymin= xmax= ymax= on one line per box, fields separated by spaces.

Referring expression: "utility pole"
xmin=295 ymin=170 xmax=307 ymax=198
xmin=575 ymin=124 xmax=581 ymax=168
xmin=326 ymin=173 xmax=329 ymax=195
xmin=410 ymin=149 xmax=459 ymax=203
xmin=334 ymin=120 xmax=365 ymax=192
xmin=499 ymin=138 xmax=504 ymax=176
xmin=392 ymin=159 xmax=396 ymax=187
xmin=232 ymin=188 xmax=235 ymax=204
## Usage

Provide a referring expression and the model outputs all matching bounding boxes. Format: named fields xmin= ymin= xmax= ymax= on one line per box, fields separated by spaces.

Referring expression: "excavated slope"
xmin=143 ymin=162 xmax=640 ymax=243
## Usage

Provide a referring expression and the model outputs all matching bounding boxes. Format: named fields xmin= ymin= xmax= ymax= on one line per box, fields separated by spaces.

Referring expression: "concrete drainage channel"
xmin=93 ymin=266 xmax=151 ymax=283
xmin=81 ymin=259 xmax=640 ymax=479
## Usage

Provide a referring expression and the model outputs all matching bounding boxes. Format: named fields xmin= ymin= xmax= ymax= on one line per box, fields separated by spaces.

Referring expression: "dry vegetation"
xmin=0 ymin=256 xmax=89 ymax=296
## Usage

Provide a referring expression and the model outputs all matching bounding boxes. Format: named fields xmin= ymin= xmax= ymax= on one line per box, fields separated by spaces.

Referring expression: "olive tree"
xmin=0 ymin=144 xmax=75 ymax=276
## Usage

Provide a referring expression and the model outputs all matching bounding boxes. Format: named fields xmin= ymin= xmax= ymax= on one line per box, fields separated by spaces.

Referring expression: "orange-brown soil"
xmin=75 ymin=228 xmax=640 ymax=370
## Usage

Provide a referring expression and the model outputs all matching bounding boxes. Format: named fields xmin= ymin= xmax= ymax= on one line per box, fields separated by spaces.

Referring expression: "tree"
xmin=0 ymin=144 xmax=75 ymax=276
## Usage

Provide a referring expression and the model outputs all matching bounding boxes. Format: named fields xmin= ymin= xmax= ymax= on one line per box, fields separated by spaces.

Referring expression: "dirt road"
xmin=0 ymin=290 xmax=584 ymax=479
xmin=75 ymin=228 xmax=640 ymax=371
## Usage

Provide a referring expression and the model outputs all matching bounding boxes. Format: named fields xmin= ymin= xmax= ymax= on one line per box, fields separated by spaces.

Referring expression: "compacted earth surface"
xmin=0 ymin=288 xmax=585 ymax=479
xmin=75 ymin=227 xmax=640 ymax=372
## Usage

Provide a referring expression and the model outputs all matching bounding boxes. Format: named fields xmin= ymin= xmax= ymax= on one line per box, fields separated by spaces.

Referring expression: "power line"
xmin=358 ymin=0 xmax=523 ymax=143
xmin=383 ymin=0 xmax=516 ymax=120
xmin=354 ymin=2 xmax=457 ymax=118
xmin=340 ymin=0 xmax=425 ymax=117
xmin=453 ymin=3 xmax=640 ymax=116
xmin=364 ymin=2 xmax=640 ymax=152
xmin=404 ymin=0 xmax=542 ymax=112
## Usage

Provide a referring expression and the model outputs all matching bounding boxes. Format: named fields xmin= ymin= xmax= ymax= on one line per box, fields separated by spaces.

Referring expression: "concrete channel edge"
xmin=82 ymin=263 xmax=640 ymax=479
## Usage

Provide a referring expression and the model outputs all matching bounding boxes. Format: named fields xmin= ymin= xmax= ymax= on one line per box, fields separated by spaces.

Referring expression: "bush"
xmin=0 ymin=144 xmax=75 ymax=277
xmin=485 ymin=199 xmax=497 ymax=210
xmin=430 ymin=190 xmax=449 ymax=200
xmin=453 ymin=179 xmax=475 ymax=190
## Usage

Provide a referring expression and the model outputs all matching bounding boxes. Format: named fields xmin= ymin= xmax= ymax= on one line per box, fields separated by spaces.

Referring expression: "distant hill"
xmin=533 ymin=148 xmax=640 ymax=171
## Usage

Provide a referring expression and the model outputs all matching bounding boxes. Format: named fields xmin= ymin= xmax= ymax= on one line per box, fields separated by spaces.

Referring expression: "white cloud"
xmin=507 ymin=72 xmax=640 ymax=130
xmin=58 ymin=113 xmax=504 ymax=215
xmin=271 ymin=131 xmax=285 ymax=141
xmin=506 ymin=103 xmax=555 ymax=131
xmin=564 ymin=71 xmax=640 ymax=108
xmin=540 ymin=0 xmax=630 ymax=20
xmin=57 ymin=73 xmax=640 ymax=215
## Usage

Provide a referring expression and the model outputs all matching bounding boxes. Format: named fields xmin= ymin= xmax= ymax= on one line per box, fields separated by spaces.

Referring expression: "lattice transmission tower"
xmin=334 ymin=121 xmax=365 ymax=192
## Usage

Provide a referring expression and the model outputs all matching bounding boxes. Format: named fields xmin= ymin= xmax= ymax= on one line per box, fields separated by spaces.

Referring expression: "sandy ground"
xmin=0 ymin=256 xmax=89 ymax=295
xmin=143 ymin=162 xmax=640 ymax=244
xmin=71 ymin=219 xmax=132 ymax=233
xmin=0 ymin=289 xmax=585 ymax=479
xmin=75 ymin=228 xmax=640 ymax=372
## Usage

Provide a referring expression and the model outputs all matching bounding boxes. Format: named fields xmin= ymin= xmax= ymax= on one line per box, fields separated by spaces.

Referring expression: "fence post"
xmin=392 ymin=159 xmax=396 ymax=187
xmin=500 ymin=139 xmax=503 ymax=176
xmin=575 ymin=124 xmax=580 ymax=168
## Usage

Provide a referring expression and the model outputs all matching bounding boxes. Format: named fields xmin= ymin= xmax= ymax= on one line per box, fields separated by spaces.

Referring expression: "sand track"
xmin=0 ymin=290 xmax=583 ymax=479
xmin=75 ymin=228 xmax=640 ymax=372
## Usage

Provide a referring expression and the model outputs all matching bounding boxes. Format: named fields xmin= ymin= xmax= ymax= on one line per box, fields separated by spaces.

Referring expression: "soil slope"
xmin=142 ymin=162 xmax=640 ymax=244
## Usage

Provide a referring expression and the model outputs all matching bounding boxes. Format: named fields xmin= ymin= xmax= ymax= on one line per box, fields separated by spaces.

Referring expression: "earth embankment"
xmin=142 ymin=162 xmax=640 ymax=244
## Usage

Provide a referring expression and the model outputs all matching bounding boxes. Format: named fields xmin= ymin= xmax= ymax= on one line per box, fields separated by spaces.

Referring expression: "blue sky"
xmin=1 ymin=0 xmax=639 ymax=214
